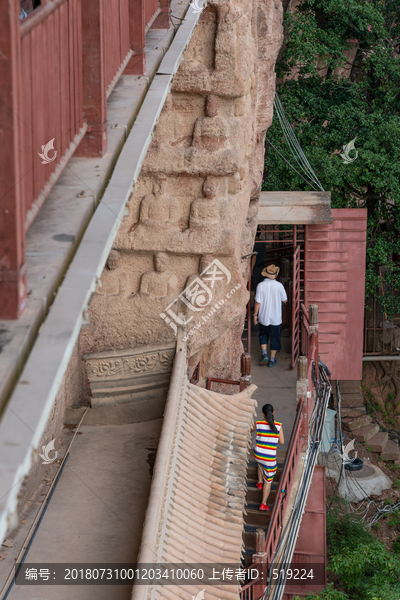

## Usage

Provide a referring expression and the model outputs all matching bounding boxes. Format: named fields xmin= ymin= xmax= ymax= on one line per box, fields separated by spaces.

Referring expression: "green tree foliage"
xmin=298 ymin=511 xmax=400 ymax=599
xmin=264 ymin=0 xmax=400 ymax=316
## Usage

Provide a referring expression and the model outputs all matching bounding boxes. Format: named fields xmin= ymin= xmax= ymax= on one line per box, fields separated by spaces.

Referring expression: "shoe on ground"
xmin=259 ymin=355 xmax=269 ymax=365
xmin=259 ymin=503 xmax=270 ymax=511
xmin=268 ymin=358 xmax=277 ymax=367
xmin=256 ymin=482 xmax=263 ymax=490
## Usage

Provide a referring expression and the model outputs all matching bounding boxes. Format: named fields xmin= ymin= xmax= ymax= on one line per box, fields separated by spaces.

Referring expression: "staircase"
xmin=243 ymin=451 xmax=286 ymax=566
xmin=334 ymin=380 xmax=400 ymax=464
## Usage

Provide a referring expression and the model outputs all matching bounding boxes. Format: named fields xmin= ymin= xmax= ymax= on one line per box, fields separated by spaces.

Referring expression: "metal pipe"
xmin=363 ymin=355 xmax=400 ymax=361
xmin=248 ymin=257 xmax=252 ymax=355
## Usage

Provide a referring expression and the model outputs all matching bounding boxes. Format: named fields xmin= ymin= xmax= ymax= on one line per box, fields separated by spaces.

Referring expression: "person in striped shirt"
xmin=251 ymin=403 xmax=284 ymax=511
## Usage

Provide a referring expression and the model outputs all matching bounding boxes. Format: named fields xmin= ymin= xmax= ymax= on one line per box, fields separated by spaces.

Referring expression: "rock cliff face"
xmin=81 ymin=0 xmax=283 ymax=381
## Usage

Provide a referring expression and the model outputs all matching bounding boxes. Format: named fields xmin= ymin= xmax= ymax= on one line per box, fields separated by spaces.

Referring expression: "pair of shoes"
xmin=259 ymin=503 xmax=270 ymax=511
xmin=268 ymin=359 xmax=277 ymax=368
xmin=259 ymin=355 xmax=269 ymax=365
xmin=256 ymin=482 xmax=263 ymax=490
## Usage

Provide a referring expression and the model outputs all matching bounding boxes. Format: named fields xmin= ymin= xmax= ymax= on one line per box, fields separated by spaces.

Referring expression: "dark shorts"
xmin=259 ymin=323 xmax=282 ymax=351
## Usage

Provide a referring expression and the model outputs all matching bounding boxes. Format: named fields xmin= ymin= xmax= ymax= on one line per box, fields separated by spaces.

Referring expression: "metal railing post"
xmin=240 ymin=352 xmax=251 ymax=391
xmin=309 ymin=304 xmax=319 ymax=381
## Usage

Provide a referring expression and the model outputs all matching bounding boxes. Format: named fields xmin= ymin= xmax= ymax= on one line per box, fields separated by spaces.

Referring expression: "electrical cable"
xmin=326 ymin=381 xmax=400 ymax=529
xmin=264 ymin=138 xmax=320 ymax=191
xmin=273 ymin=93 xmax=325 ymax=192
xmin=262 ymin=364 xmax=332 ymax=600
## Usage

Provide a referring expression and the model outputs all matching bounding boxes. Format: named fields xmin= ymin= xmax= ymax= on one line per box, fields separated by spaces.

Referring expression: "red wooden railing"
xmin=206 ymin=377 xmax=240 ymax=389
xmin=240 ymin=561 xmax=263 ymax=600
xmin=0 ymin=0 xmax=164 ymax=318
xmin=20 ymin=0 xmax=84 ymax=229
xmin=103 ymin=0 xmax=131 ymax=96
xmin=145 ymin=0 xmax=160 ymax=31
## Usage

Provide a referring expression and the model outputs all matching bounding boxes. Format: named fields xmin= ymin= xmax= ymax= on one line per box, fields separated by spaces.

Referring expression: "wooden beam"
xmin=258 ymin=191 xmax=332 ymax=225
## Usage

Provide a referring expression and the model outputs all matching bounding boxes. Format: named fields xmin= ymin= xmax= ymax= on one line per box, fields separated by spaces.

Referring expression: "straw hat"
xmin=261 ymin=264 xmax=280 ymax=279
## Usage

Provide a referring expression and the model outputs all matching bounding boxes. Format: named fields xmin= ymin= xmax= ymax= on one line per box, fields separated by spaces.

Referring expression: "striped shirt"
xmin=253 ymin=420 xmax=282 ymax=466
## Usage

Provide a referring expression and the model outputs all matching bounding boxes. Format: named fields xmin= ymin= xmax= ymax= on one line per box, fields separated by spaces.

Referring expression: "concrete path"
xmin=249 ymin=323 xmax=298 ymax=451
xmin=6 ymin=419 xmax=162 ymax=600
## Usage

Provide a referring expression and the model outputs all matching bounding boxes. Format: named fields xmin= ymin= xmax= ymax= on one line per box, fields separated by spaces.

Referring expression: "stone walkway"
xmin=249 ymin=323 xmax=298 ymax=451
xmin=3 ymin=419 xmax=162 ymax=600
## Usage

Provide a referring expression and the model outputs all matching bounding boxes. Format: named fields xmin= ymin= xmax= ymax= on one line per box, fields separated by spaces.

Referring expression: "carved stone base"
xmin=84 ymin=343 xmax=175 ymax=408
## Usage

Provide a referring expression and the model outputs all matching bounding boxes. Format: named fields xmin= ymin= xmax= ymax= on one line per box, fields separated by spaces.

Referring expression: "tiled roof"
xmin=132 ymin=336 xmax=257 ymax=600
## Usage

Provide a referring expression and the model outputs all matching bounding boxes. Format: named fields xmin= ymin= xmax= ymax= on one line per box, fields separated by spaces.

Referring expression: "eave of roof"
xmin=132 ymin=330 xmax=257 ymax=600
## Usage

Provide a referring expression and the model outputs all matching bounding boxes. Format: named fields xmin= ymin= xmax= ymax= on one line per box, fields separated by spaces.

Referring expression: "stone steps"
xmin=243 ymin=457 xmax=285 ymax=565
xmin=366 ymin=431 xmax=388 ymax=453
xmin=342 ymin=413 xmax=371 ymax=432
xmin=246 ymin=482 xmax=278 ymax=504
xmin=352 ymin=422 xmax=380 ymax=443
xmin=380 ymin=440 xmax=400 ymax=463
xmin=337 ymin=380 xmax=399 ymax=464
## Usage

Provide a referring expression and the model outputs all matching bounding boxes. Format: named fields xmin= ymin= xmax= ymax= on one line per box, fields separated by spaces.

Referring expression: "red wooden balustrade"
xmin=206 ymin=377 xmax=241 ymax=389
xmin=125 ymin=0 xmax=164 ymax=76
xmin=0 ymin=0 xmax=26 ymax=318
xmin=0 ymin=0 xmax=162 ymax=318
xmin=20 ymin=0 xmax=84 ymax=228
xmin=103 ymin=0 xmax=131 ymax=95
xmin=145 ymin=0 xmax=161 ymax=30
xmin=240 ymin=561 xmax=263 ymax=600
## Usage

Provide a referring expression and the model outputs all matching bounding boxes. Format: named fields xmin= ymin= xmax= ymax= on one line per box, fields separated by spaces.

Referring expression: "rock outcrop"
xmin=81 ymin=0 xmax=283 ymax=381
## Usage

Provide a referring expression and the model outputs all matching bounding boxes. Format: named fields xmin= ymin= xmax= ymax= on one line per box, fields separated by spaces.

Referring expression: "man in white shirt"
xmin=253 ymin=264 xmax=287 ymax=367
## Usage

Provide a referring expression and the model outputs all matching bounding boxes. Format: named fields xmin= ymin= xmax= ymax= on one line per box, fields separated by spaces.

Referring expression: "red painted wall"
xmin=305 ymin=209 xmax=367 ymax=380
xmin=283 ymin=466 xmax=326 ymax=600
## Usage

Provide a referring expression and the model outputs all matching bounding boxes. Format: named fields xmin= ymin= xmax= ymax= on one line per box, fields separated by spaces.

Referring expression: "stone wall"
xmin=81 ymin=0 xmax=283 ymax=385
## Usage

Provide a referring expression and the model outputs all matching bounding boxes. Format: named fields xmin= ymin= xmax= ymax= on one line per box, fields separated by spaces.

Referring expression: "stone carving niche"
xmin=96 ymin=249 xmax=128 ymax=297
xmin=131 ymin=178 xmax=181 ymax=252
xmin=188 ymin=176 xmax=234 ymax=253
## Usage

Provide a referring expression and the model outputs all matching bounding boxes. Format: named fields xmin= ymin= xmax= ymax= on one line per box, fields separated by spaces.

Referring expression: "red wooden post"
xmin=309 ymin=304 xmax=319 ymax=382
xmin=76 ymin=0 xmax=107 ymax=157
xmin=297 ymin=357 xmax=308 ymax=444
xmin=252 ymin=529 xmax=268 ymax=600
xmin=0 ymin=0 xmax=27 ymax=319
xmin=125 ymin=0 xmax=146 ymax=75
xmin=152 ymin=0 xmax=171 ymax=29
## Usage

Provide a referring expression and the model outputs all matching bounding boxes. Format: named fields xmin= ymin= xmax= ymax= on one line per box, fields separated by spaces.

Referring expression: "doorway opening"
xmin=242 ymin=224 xmax=306 ymax=368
